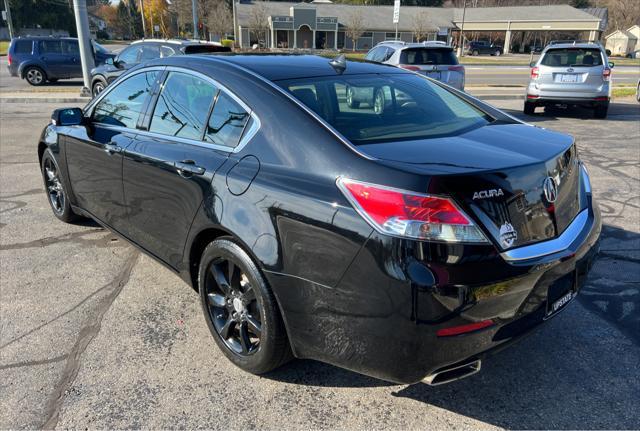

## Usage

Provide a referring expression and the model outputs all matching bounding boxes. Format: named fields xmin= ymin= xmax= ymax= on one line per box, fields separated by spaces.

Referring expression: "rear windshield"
xmin=541 ymin=48 xmax=603 ymax=67
xmin=13 ymin=40 xmax=33 ymax=54
xmin=184 ymin=45 xmax=232 ymax=54
xmin=277 ymin=74 xmax=491 ymax=145
xmin=400 ymin=48 xmax=458 ymax=65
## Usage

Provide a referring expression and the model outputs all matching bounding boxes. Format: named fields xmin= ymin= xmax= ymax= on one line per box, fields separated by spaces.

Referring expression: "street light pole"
xmin=192 ymin=0 xmax=198 ymax=39
xmin=72 ymin=0 xmax=95 ymax=97
xmin=3 ymin=0 xmax=14 ymax=39
xmin=457 ymin=0 xmax=467 ymax=57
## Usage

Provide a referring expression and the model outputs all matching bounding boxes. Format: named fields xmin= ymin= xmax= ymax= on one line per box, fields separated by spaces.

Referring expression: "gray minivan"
xmin=525 ymin=41 xmax=613 ymax=118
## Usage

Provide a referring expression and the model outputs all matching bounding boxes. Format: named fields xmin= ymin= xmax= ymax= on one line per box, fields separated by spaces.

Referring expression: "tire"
xmin=373 ymin=88 xmax=386 ymax=115
xmin=594 ymin=103 xmax=609 ymax=119
xmin=636 ymin=82 xmax=639 ymax=103
xmin=24 ymin=66 xmax=46 ymax=86
xmin=523 ymin=101 xmax=536 ymax=115
xmin=92 ymin=79 xmax=106 ymax=97
xmin=472 ymin=50 xmax=479 ymax=56
xmin=198 ymin=238 xmax=291 ymax=375
xmin=346 ymin=85 xmax=360 ymax=109
xmin=41 ymin=149 xmax=78 ymax=223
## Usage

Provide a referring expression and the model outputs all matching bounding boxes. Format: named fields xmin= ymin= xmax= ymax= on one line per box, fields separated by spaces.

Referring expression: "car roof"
xmin=374 ymin=41 xmax=452 ymax=50
xmin=543 ymin=42 xmax=603 ymax=51
xmin=178 ymin=54 xmax=407 ymax=81
xmin=16 ymin=36 xmax=78 ymax=41
xmin=131 ymin=38 xmax=222 ymax=46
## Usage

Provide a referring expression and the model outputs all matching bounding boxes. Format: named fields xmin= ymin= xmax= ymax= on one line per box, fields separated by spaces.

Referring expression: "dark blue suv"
xmin=7 ymin=37 xmax=115 ymax=86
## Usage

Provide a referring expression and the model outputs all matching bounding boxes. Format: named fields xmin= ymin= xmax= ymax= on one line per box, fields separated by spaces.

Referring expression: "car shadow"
xmin=506 ymin=101 xmax=640 ymax=123
xmin=265 ymin=223 xmax=639 ymax=429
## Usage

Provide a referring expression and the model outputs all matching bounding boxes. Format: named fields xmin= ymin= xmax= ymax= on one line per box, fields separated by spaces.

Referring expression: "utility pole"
xmin=72 ymin=0 xmax=95 ymax=97
xmin=140 ymin=0 xmax=146 ymax=37
xmin=232 ymin=0 xmax=237 ymax=47
xmin=457 ymin=0 xmax=467 ymax=57
xmin=192 ymin=0 xmax=198 ymax=40
xmin=3 ymin=0 xmax=14 ymax=39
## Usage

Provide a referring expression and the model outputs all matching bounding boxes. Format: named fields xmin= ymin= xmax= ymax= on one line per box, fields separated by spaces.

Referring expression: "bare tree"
xmin=412 ymin=11 xmax=431 ymax=42
xmin=345 ymin=10 xmax=365 ymax=51
xmin=168 ymin=0 xmax=192 ymax=37
xmin=249 ymin=2 xmax=269 ymax=47
xmin=206 ymin=0 xmax=233 ymax=41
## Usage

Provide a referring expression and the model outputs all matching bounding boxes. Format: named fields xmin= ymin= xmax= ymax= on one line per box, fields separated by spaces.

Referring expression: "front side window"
xmin=204 ymin=92 xmax=250 ymax=148
xmin=279 ymin=74 xmax=492 ymax=145
xmin=38 ymin=40 xmax=62 ymax=54
xmin=117 ymin=45 xmax=142 ymax=64
xmin=149 ymin=72 xmax=217 ymax=140
xmin=541 ymin=48 xmax=603 ymax=67
xmin=93 ymin=71 xmax=158 ymax=128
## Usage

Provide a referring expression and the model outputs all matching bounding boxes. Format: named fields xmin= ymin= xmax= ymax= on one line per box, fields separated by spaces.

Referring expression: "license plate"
xmin=545 ymin=271 xmax=577 ymax=318
xmin=560 ymin=74 xmax=579 ymax=83
xmin=424 ymin=71 xmax=441 ymax=80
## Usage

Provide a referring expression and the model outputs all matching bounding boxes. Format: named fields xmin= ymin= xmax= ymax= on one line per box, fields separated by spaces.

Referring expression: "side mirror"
xmin=608 ymin=61 xmax=615 ymax=68
xmin=530 ymin=61 xmax=537 ymax=67
xmin=52 ymin=108 xmax=84 ymax=126
xmin=105 ymin=57 xmax=114 ymax=66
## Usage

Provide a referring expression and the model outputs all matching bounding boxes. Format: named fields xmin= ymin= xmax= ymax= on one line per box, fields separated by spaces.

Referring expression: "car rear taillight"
xmin=337 ymin=178 xmax=488 ymax=243
xmin=400 ymin=65 xmax=421 ymax=71
xmin=448 ymin=65 xmax=464 ymax=72
xmin=437 ymin=320 xmax=495 ymax=337
xmin=602 ymin=68 xmax=611 ymax=81
xmin=530 ymin=66 xmax=539 ymax=80
xmin=7 ymin=53 xmax=11 ymax=66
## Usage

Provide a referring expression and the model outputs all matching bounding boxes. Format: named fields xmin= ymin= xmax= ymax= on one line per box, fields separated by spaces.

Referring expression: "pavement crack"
xmin=41 ymin=250 xmax=139 ymax=430
xmin=0 ymin=228 xmax=123 ymax=251
xmin=0 ymin=354 xmax=69 ymax=371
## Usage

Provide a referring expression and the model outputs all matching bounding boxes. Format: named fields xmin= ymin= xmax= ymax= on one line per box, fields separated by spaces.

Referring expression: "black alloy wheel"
xmin=92 ymin=80 xmax=106 ymax=97
xmin=198 ymin=239 xmax=291 ymax=374
xmin=205 ymin=257 xmax=262 ymax=356
xmin=41 ymin=149 xmax=78 ymax=222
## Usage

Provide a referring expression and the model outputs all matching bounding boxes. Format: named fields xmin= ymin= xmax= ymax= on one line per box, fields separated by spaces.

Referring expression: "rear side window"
xmin=62 ymin=40 xmax=79 ymax=55
xmin=13 ymin=40 xmax=33 ymax=54
xmin=38 ymin=40 xmax=62 ymax=54
xmin=204 ymin=92 xmax=250 ymax=148
xmin=93 ymin=71 xmax=158 ymax=128
xmin=400 ymin=48 xmax=458 ymax=65
xmin=160 ymin=45 xmax=176 ymax=57
xmin=279 ymin=74 xmax=491 ymax=145
xmin=149 ymin=72 xmax=217 ymax=140
xmin=117 ymin=45 xmax=142 ymax=64
xmin=541 ymin=48 xmax=603 ymax=67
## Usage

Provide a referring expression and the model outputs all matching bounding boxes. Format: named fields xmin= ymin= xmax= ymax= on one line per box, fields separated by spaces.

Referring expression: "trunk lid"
xmin=359 ymin=123 xmax=582 ymax=250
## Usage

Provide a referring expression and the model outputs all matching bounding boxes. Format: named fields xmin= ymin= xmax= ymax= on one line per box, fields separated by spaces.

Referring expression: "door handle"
xmin=104 ymin=142 xmax=122 ymax=155
xmin=175 ymin=160 xmax=205 ymax=176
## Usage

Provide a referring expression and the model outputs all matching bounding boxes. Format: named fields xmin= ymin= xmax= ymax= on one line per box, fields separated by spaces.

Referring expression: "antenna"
xmin=329 ymin=54 xmax=347 ymax=74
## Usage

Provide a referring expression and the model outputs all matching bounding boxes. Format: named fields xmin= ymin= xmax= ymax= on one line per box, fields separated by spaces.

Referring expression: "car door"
xmin=61 ymin=40 xmax=81 ymax=78
xmin=36 ymin=40 xmax=65 ymax=78
xmin=65 ymin=69 xmax=161 ymax=231
xmin=122 ymin=70 xmax=249 ymax=267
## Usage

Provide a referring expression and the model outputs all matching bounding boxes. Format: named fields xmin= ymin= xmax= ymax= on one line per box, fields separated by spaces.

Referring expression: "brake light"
xmin=530 ymin=66 xmax=539 ymax=80
xmin=602 ymin=68 xmax=611 ymax=81
xmin=400 ymin=65 xmax=421 ymax=71
xmin=448 ymin=65 xmax=464 ymax=72
xmin=437 ymin=320 xmax=495 ymax=337
xmin=7 ymin=53 xmax=11 ymax=66
xmin=337 ymin=178 xmax=488 ymax=243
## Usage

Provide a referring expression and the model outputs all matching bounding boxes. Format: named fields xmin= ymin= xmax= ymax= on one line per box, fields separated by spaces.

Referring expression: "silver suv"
xmin=365 ymin=41 xmax=464 ymax=90
xmin=525 ymin=41 xmax=613 ymax=118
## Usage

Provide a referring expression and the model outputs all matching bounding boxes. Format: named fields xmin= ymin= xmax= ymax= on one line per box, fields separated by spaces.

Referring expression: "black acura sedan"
xmin=39 ymin=55 xmax=601 ymax=385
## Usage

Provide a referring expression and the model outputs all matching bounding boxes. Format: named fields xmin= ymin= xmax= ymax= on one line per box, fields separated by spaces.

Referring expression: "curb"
xmin=0 ymin=97 xmax=90 ymax=103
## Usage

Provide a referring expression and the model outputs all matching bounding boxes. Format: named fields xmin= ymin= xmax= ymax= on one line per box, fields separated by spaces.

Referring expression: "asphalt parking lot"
xmin=1 ymin=99 xmax=639 ymax=429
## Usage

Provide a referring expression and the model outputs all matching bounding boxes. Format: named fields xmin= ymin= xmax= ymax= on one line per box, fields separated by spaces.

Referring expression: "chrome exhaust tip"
xmin=423 ymin=359 xmax=482 ymax=386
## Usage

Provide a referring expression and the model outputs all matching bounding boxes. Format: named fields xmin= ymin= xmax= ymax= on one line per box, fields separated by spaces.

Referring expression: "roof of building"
xmin=452 ymin=4 xmax=599 ymax=22
xmin=580 ymin=7 xmax=608 ymax=31
xmin=605 ymin=29 xmax=638 ymax=40
xmin=237 ymin=2 xmax=603 ymax=33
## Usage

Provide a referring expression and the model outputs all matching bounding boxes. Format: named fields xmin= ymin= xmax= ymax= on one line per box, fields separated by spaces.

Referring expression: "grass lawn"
xmin=0 ymin=41 xmax=9 ymax=56
xmin=613 ymin=87 xmax=638 ymax=98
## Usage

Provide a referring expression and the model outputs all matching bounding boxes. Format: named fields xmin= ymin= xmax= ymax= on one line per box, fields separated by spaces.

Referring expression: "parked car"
xmin=465 ymin=40 xmax=503 ymax=56
xmin=39 ymin=55 xmax=600 ymax=385
xmin=7 ymin=37 xmax=115 ymax=86
xmin=90 ymin=39 xmax=231 ymax=96
xmin=364 ymin=41 xmax=464 ymax=91
xmin=525 ymin=41 xmax=613 ymax=118
xmin=636 ymin=79 xmax=640 ymax=103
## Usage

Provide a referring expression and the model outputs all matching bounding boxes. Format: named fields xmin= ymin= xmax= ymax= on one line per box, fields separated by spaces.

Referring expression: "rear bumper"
xmin=268 ymin=198 xmax=601 ymax=384
xmin=526 ymin=83 xmax=610 ymax=106
xmin=7 ymin=65 xmax=18 ymax=77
